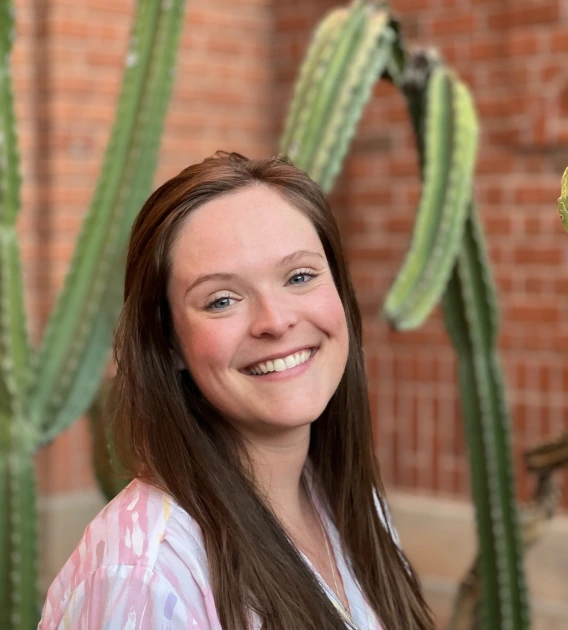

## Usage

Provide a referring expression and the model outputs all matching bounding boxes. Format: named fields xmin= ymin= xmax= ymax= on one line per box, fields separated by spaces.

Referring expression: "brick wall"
xmin=13 ymin=0 xmax=568 ymax=510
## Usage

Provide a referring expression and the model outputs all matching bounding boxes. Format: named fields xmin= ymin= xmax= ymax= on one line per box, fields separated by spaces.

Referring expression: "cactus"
xmin=0 ymin=0 xmax=187 ymax=626
xmin=399 ymin=50 xmax=528 ymax=630
xmin=280 ymin=2 xmax=530 ymax=629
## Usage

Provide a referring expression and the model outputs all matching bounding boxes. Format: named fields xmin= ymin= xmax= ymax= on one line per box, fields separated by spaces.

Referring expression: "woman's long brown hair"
xmin=111 ymin=152 xmax=434 ymax=629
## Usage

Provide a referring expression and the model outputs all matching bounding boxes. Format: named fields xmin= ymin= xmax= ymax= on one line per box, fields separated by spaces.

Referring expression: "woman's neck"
xmin=244 ymin=424 xmax=311 ymax=524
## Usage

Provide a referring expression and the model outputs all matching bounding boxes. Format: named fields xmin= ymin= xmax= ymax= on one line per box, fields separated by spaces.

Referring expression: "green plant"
xmin=280 ymin=1 xmax=528 ymax=629
xmin=0 ymin=0 xmax=187 ymax=626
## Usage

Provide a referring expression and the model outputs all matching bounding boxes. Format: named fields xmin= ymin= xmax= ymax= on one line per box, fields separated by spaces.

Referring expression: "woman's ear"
xmin=171 ymin=348 xmax=186 ymax=371
xmin=169 ymin=336 xmax=187 ymax=371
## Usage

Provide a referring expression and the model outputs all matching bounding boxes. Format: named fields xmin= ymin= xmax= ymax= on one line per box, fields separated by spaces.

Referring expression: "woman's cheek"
xmin=314 ymin=285 xmax=348 ymax=334
xmin=184 ymin=319 xmax=238 ymax=370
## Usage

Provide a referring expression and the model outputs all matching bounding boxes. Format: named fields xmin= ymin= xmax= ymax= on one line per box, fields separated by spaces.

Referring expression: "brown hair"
xmin=112 ymin=152 xmax=434 ymax=629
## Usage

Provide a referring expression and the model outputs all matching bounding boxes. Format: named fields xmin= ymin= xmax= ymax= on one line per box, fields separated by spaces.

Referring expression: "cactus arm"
xmin=289 ymin=0 xmax=368 ymax=173
xmin=558 ymin=167 xmax=568 ymax=232
xmin=29 ymin=0 xmax=187 ymax=443
xmin=384 ymin=66 xmax=479 ymax=329
xmin=442 ymin=212 xmax=529 ymax=630
xmin=279 ymin=8 xmax=348 ymax=155
xmin=0 ymin=0 xmax=32 ymax=407
xmin=280 ymin=1 xmax=394 ymax=194
xmin=316 ymin=13 xmax=393 ymax=192
xmin=281 ymin=9 xmax=349 ymax=164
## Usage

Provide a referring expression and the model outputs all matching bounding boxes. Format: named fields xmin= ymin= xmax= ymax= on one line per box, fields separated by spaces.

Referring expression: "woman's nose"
xmin=248 ymin=295 xmax=298 ymax=338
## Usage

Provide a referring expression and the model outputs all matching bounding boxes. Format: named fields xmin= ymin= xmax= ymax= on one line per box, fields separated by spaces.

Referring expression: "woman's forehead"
xmin=171 ymin=186 xmax=324 ymax=271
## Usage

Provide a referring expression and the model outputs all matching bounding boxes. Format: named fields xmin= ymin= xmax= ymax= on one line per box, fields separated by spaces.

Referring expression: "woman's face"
xmin=167 ymin=184 xmax=349 ymax=440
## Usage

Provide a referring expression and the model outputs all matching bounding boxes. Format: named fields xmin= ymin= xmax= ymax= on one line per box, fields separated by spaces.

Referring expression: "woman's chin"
xmin=234 ymin=409 xmax=324 ymax=439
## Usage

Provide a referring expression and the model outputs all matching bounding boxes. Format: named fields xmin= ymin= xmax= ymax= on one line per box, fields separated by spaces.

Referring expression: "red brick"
xmin=484 ymin=216 xmax=512 ymax=235
xmin=488 ymin=3 xmax=560 ymax=29
xmin=551 ymin=28 xmax=568 ymax=53
xmin=513 ymin=245 xmax=562 ymax=265
xmin=468 ymin=39 xmax=506 ymax=61
xmin=505 ymin=302 xmax=562 ymax=324
xmin=513 ymin=182 xmax=560 ymax=204
xmin=507 ymin=31 xmax=545 ymax=56
xmin=431 ymin=14 xmax=477 ymax=37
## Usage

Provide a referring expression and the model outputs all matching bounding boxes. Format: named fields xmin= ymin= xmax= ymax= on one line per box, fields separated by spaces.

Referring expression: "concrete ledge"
xmin=388 ymin=491 xmax=568 ymax=629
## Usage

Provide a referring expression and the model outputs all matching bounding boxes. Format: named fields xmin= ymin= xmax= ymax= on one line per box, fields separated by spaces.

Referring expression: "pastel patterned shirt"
xmin=39 ymin=463 xmax=393 ymax=629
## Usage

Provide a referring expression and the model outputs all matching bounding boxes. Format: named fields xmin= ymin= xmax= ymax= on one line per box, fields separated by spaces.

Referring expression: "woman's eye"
xmin=289 ymin=271 xmax=317 ymax=285
xmin=206 ymin=295 xmax=236 ymax=311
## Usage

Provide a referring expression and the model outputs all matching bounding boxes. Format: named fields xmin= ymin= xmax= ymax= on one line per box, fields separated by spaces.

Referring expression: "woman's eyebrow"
xmin=185 ymin=249 xmax=324 ymax=297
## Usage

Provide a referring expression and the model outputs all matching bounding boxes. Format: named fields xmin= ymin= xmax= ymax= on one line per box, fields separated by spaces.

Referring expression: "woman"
xmin=40 ymin=152 xmax=434 ymax=629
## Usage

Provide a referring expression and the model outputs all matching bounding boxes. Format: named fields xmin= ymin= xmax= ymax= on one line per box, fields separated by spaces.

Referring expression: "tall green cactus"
xmin=0 ymin=0 xmax=187 ymax=627
xmin=280 ymin=2 xmax=529 ymax=629
xmin=399 ymin=52 xmax=528 ymax=630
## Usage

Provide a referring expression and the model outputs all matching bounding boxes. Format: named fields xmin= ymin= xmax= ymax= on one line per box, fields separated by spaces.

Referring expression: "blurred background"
xmin=11 ymin=0 xmax=568 ymax=627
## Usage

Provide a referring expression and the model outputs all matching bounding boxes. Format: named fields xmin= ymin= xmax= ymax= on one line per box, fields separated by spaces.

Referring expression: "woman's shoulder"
xmin=40 ymin=480 xmax=218 ymax=628
xmin=49 ymin=478 xmax=208 ymax=593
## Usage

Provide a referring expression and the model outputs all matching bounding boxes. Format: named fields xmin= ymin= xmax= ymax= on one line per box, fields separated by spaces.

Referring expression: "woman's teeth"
xmin=246 ymin=349 xmax=313 ymax=375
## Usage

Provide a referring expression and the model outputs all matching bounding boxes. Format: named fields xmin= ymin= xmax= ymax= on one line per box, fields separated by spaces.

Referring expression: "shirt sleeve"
xmin=38 ymin=564 xmax=216 ymax=629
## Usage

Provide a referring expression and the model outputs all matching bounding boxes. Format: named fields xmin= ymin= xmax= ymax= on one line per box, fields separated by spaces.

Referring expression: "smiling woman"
xmin=39 ymin=152 xmax=435 ymax=630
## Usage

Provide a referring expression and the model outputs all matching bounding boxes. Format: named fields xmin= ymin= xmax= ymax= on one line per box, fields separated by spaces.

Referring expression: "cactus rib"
xmin=384 ymin=66 xmax=479 ymax=330
xmin=29 ymin=0 xmax=187 ymax=444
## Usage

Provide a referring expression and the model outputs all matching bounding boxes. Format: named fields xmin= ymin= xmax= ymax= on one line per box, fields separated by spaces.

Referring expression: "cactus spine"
xmin=281 ymin=3 xmax=529 ymax=629
xmin=0 ymin=0 xmax=187 ymax=627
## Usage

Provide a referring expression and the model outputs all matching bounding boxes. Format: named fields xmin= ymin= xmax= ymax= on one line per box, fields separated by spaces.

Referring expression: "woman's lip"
xmin=241 ymin=348 xmax=318 ymax=380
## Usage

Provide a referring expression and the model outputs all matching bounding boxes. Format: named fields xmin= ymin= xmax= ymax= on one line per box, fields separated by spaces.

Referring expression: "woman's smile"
xmin=241 ymin=347 xmax=319 ymax=380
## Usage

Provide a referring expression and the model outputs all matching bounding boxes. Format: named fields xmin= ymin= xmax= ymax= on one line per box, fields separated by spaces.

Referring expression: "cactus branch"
xmin=29 ymin=0 xmax=187 ymax=445
xmin=280 ymin=0 xmax=394 ymax=193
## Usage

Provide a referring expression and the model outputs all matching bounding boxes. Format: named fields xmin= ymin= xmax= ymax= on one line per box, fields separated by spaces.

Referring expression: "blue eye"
xmin=289 ymin=271 xmax=317 ymax=285
xmin=206 ymin=295 xmax=236 ymax=311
